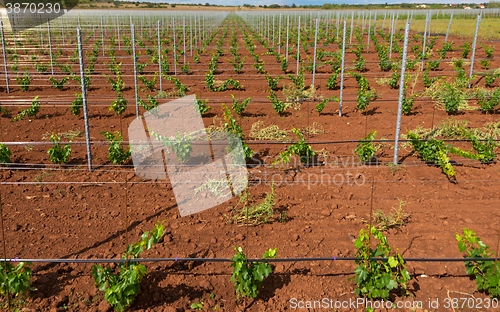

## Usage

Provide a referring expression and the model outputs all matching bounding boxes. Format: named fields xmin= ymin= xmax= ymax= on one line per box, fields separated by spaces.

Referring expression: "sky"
xmin=140 ymin=0 xmax=488 ymax=6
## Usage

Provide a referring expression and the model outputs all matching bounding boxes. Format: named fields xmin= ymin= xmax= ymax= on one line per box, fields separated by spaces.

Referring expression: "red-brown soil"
xmin=1 ymin=11 xmax=500 ymax=312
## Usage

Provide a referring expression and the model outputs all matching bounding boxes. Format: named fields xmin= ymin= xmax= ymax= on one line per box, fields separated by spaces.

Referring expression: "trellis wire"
xmin=61 ymin=16 xmax=65 ymax=45
xmin=101 ymin=17 xmax=105 ymax=57
xmin=0 ymin=14 xmax=500 ymax=188
xmin=262 ymin=14 xmax=265 ymax=41
xmin=0 ymin=187 xmax=10 ymax=310
xmin=285 ymin=15 xmax=289 ymax=62
xmin=201 ymin=15 xmax=204 ymax=44
xmin=47 ymin=21 xmax=54 ymax=75
xmin=172 ymin=17 xmax=177 ymax=75
xmin=148 ymin=14 xmax=151 ymax=37
xmin=278 ymin=14 xmax=282 ymax=55
xmin=272 ymin=14 xmax=275 ymax=47
xmin=131 ymin=23 xmax=139 ymax=119
xmin=357 ymin=11 xmax=361 ymax=31
xmin=428 ymin=10 xmax=432 ymax=40
xmin=469 ymin=13 xmax=482 ymax=88
xmin=157 ymin=20 xmax=162 ymax=92
xmin=140 ymin=14 xmax=144 ymax=35
xmin=183 ymin=17 xmax=186 ymax=65
xmin=116 ymin=15 xmax=121 ymax=50
xmin=445 ymin=11 xmax=453 ymax=42
xmin=339 ymin=21 xmax=347 ymax=117
xmin=309 ymin=11 xmax=312 ymax=32
xmin=92 ymin=19 xmax=95 ymax=41
xmin=2 ymin=12 xmax=496 ymax=114
xmin=336 ymin=12 xmax=340 ymax=41
xmin=361 ymin=11 xmax=365 ymax=32
xmin=296 ymin=15 xmax=300 ymax=75
xmin=189 ymin=15 xmax=193 ymax=56
xmin=311 ymin=18 xmax=319 ymax=87
xmin=267 ymin=13 xmax=270 ymax=42
xmin=366 ymin=12 xmax=371 ymax=52
xmin=0 ymin=21 xmax=10 ymax=93
xmin=76 ymin=27 xmax=93 ymax=171
xmin=1 ymin=170 xmax=500 ymax=185
xmin=39 ymin=24 xmax=43 ymax=48
xmin=324 ymin=13 xmax=329 ymax=39
xmin=389 ymin=12 xmax=395 ymax=58
xmin=261 ymin=14 xmax=265 ymax=39
xmin=421 ymin=13 xmax=429 ymax=70
xmin=349 ymin=11 xmax=354 ymax=46
xmin=0 ymin=14 xmax=500 ymax=176
xmin=393 ymin=22 xmax=410 ymax=165
xmin=194 ymin=15 xmax=198 ymax=49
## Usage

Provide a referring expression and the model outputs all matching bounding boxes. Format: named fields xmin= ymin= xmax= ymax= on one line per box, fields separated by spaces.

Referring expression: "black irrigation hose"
xmin=3 ymin=257 xmax=499 ymax=263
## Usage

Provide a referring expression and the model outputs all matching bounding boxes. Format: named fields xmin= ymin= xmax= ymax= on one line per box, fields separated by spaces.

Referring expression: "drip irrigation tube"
xmin=2 ymin=257 xmax=499 ymax=264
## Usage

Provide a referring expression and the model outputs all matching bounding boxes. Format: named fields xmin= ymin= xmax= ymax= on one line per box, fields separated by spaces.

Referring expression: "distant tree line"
xmin=38 ymin=0 xmax=499 ymax=10
xmin=242 ymin=2 xmax=495 ymax=9
xmin=487 ymin=1 xmax=500 ymax=8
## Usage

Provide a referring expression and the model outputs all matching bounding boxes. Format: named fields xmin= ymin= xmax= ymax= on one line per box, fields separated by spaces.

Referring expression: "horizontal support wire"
xmin=3 ymin=178 xmax=500 ymax=186
xmin=0 ymin=159 xmax=495 ymax=173
xmin=0 ymin=98 xmax=475 ymax=106
xmin=1 ymin=138 xmax=499 ymax=146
